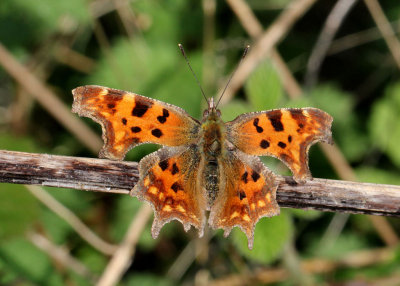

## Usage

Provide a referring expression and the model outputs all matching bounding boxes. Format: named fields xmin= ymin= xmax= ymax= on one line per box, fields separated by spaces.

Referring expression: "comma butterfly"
xmin=71 ymin=47 xmax=333 ymax=249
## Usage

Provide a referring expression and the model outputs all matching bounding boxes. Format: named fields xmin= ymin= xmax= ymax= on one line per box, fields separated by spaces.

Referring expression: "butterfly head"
xmin=202 ymin=97 xmax=221 ymax=122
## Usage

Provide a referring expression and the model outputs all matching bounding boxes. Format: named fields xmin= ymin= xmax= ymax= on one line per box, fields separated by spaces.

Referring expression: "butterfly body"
xmin=72 ymin=85 xmax=333 ymax=248
xmin=200 ymin=103 xmax=225 ymax=208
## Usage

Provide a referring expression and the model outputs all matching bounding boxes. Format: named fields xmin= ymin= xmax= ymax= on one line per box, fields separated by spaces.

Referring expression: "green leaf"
xmin=0 ymin=184 xmax=39 ymax=239
xmin=369 ymin=100 xmax=394 ymax=151
xmin=355 ymin=167 xmax=400 ymax=185
xmin=245 ymin=60 xmax=283 ymax=110
xmin=110 ymin=196 xmax=162 ymax=250
xmin=0 ymin=132 xmax=41 ymax=153
xmin=306 ymin=84 xmax=353 ymax=125
xmin=305 ymin=84 xmax=368 ymax=161
xmin=285 ymin=96 xmax=313 ymax=108
xmin=150 ymin=51 xmax=203 ymax=118
xmin=87 ymin=39 xmax=178 ymax=94
xmin=1 ymin=0 xmax=89 ymax=48
xmin=87 ymin=38 xmax=203 ymax=117
xmin=0 ymin=238 xmax=62 ymax=285
xmin=132 ymin=0 xmax=188 ymax=43
xmin=42 ymin=187 xmax=92 ymax=214
xmin=40 ymin=208 xmax=73 ymax=244
xmin=39 ymin=188 xmax=92 ymax=244
xmin=290 ymin=209 xmax=322 ymax=220
xmin=232 ymin=210 xmax=292 ymax=264
xmin=110 ymin=196 xmax=143 ymax=242
xmin=309 ymin=233 xmax=367 ymax=259
xmin=369 ymin=82 xmax=400 ymax=167
xmin=219 ymin=100 xmax=253 ymax=122
xmin=76 ymin=246 xmax=107 ymax=274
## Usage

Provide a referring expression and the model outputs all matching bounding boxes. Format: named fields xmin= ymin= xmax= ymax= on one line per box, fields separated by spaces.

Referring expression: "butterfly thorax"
xmin=200 ymin=106 xmax=226 ymax=208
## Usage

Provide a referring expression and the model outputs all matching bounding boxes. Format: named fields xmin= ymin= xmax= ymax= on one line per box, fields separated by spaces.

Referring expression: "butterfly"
xmin=72 ymin=83 xmax=332 ymax=248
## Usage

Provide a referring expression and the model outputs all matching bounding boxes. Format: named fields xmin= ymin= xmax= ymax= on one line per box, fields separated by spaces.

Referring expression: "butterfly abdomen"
xmin=204 ymin=159 xmax=219 ymax=207
xmin=200 ymin=112 xmax=226 ymax=207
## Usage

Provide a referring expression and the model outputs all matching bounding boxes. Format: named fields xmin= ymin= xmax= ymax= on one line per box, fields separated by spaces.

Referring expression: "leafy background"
xmin=0 ymin=0 xmax=400 ymax=285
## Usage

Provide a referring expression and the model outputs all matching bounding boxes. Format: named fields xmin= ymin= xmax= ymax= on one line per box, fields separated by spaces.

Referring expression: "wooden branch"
xmin=0 ymin=150 xmax=399 ymax=217
xmin=0 ymin=150 xmax=138 ymax=194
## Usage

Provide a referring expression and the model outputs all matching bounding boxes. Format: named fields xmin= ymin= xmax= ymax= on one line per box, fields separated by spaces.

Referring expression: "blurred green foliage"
xmin=246 ymin=59 xmax=284 ymax=110
xmin=233 ymin=210 xmax=292 ymax=264
xmin=0 ymin=0 xmax=399 ymax=284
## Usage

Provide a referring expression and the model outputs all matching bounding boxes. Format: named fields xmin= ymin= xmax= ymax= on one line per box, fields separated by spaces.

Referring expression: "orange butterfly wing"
xmin=227 ymin=108 xmax=333 ymax=182
xmin=72 ymin=85 xmax=200 ymax=160
xmin=209 ymin=149 xmax=279 ymax=249
xmin=132 ymin=146 xmax=206 ymax=237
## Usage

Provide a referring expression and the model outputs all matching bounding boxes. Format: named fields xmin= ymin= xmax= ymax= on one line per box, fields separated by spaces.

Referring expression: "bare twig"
xmin=225 ymin=0 xmax=303 ymax=98
xmin=328 ymin=20 xmax=400 ymax=55
xmin=0 ymin=43 xmax=102 ymax=153
xmin=112 ymin=0 xmax=140 ymax=39
xmin=96 ymin=204 xmax=153 ymax=286
xmin=0 ymin=150 xmax=138 ymax=193
xmin=225 ymin=0 xmax=263 ymax=38
xmin=364 ymin=0 xmax=400 ymax=70
xmin=0 ymin=150 xmax=399 ymax=217
xmin=218 ymin=0 xmax=318 ymax=104
xmin=27 ymin=185 xmax=118 ymax=255
xmin=54 ymin=46 xmax=96 ymax=74
xmin=27 ymin=232 xmax=96 ymax=281
xmin=320 ymin=144 xmax=399 ymax=245
xmin=210 ymin=247 xmax=394 ymax=285
xmin=167 ymin=233 xmax=214 ymax=280
xmin=369 ymin=215 xmax=399 ymax=246
xmin=88 ymin=14 xmax=132 ymax=90
xmin=304 ymin=0 xmax=358 ymax=87
xmin=202 ymin=0 xmax=217 ymax=96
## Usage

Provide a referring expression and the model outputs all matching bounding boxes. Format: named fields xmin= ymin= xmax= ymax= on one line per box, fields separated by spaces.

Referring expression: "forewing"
xmin=132 ymin=146 xmax=206 ymax=237
xmin=208 ymin=149 xmax=279 ymax=249
xmin=72 ymin=85 xmax=200 ymax=160
xmin=227 ymin=108 xmax=333 ymax=182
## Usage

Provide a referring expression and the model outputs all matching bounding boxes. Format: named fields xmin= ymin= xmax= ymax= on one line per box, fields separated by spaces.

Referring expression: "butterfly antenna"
xmin=178 ymin=44 xmax=208 ymax=104
xmin=216 ymin=45 xmax=250 ymax=108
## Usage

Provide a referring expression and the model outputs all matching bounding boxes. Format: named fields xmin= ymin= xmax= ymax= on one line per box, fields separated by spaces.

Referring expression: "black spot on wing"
xmin=157 ymin=108 xmax=170 ymax=124
xmin=107 ymin=103 xmax=115 ymax=109
xmin=122 ymin=118 xmax=127 ymax=125
xmin=260 ymin=139 xmax=270 ymax=149
xmin=171 ymin=182 xmax=183 ymax=192
xmin=290 ymin=109 xmax=306 ymax=131
xmin=171 ymin=163 xmax=179 ymax=175
xmin=157 ymin=116 xmax=166 ymax=123
xmin=268 ymin=110 xmax=284 ymax=131
xmin=132 ymin=99 xmax=152 ymax=117
xmin=158 ymin=160 xmax=169 ymax=171
xmin=163 ymin=109 xmax=169 ymax=117
xmin=253 ymin=118 xmax=263 ymax=133
xmin=288 ymin=135 xmax=292 ymax=142
xmin=251 ymin=171 xmax=260 ymax=182
xmin=278 ymin=141 xmax=286 ymax=148
xmin=151 ymin=128 xmax=163 ymax=138
xmin=131 ymin=126 xmax=141 ymax=133
xmin=239 ymin=190 xmax=246 ymax=200
xmin=241 ymin=171 xmax=248 ymax=184
xmin=107 ymin=89 xmax=125 ymax=97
